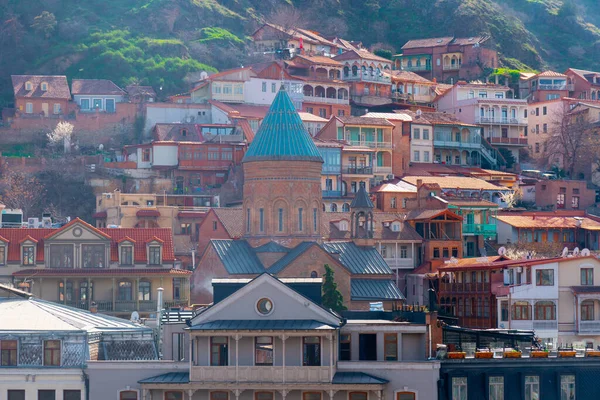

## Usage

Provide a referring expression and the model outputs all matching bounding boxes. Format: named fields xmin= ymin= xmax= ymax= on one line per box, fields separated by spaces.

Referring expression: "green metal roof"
xmin=210 ymin=240 xmax=265 ymax=274
xmin=243 ymin=87 xmax=324 ymax=163
xmin=323 ymin=242 xmax=392 ymax=275
xmin=351 ymin=279 xmax=405 ymax=301
xmin=350 ymin=185 xmax=374 ymax=209
xmin=139 ymin=372 xmax=189 ymax=384
xmin=332 ymin=371 xmax=389 ymax=384
xmin=189 ymin=319 xmax=337 ymax=331
xmin=254 ymin=241 xmax=290 ymax=253
xmin=267 ymin=241 xmax=316 ymax=274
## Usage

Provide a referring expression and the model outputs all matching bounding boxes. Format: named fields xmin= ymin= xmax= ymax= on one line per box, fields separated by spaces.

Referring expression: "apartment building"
xmin=566 ymin=68 xmax=600 ymax=101
xmin=519 ymin=70 xmax=572 ymax=103
xmin=390 ymin=71 xmax=436 ymax=107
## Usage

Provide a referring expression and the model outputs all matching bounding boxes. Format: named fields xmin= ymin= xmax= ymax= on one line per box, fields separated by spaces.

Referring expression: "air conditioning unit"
xmin=27 ymin=218 xmax=39 ymax=228
xmin=386 ymin=174 xmax=395 ymax=179
xmin=106 ymin=193 xmax=112 ymax=199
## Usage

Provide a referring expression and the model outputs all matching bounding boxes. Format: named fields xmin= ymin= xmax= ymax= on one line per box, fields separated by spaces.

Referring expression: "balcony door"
xmin=302 ymin=337 xmax=321 ymax=366
xmin=358 ymin=334 xmax=377 ymax=361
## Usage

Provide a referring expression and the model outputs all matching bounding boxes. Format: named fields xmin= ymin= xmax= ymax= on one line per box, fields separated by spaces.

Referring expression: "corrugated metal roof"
xmin=323 ymin=242 xmax=392 ymax=275
xmin=210 ymin=240 xmax=265 ymax=274
xmin=332 ymin=371 xmax=389 ymax=384
xmin=243 ymin=88 xmax=323 ymax=163
xmin=254 ymin=241 xmax=290 ymax=253
xmin=189 ymin=319 xmax=337 ymax=331
xmin=139 ymin=372 xmax=190 ymax=384
xmin=351 ymin=279 xmax=405 ymax=301
xmin=267 ymin=242 xmax=316 ymax=274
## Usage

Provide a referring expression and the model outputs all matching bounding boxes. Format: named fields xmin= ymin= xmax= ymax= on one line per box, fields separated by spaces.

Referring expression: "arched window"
xmin=330 ymin=203 xmax=338 ymax=212
xmin=352 ymin=65 xmax=358 ymax=76
xmin=512 ymin=301 xmax=531 ymax=320
xmin=344 ymin=66 xmax=350 ymax=77
xmin=118 ymin=280 xmax=132 ymax=301
xmin=139 ymin=281 xmax=151 ymax=301
xmin=310 ymin=271 xmax=318 ymax=278
xmin=581 ymin=300 xmax=595 ymax=321
xmin=534 ymin=301 xmax=555 ymax=320
xmin=120 ymin=391 xmax=138 ymax=400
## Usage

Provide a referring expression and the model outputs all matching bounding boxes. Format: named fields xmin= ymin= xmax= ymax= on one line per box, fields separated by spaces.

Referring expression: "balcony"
xmin=76 ymin=299 xmax=189 ymax=313
xmin=508 ymin=320 xmax=558 ymax=331
xmin=488 ymin=137 xmax=528 ymax=146
xmin=190 ymin=366 xmax=331 ymax=383
xmin=402 ymin=65 xmax=431 ymax=72
xmin=443 ymin=64 xmax=460 ymax=71
xmin=385 ymin=258 xmax=414 ymax=269
xmin=346 ymin=140 xmax=392 ymax=149
xmin=303 ymin=95 xmax=349 ymax=105
xmin=343 ymin=73 xmax=391 ymax=84
xmin=537 ymin=84 xmax=574 ymax=91
xmin=476 ymin=117 xmax=527 ymax=126
xmin=373 ymin=165 xmax=392 ymax=174
xmin=440 ymin=282 xmax=491 ymax=293
xmin=322 ymin=190 xmax=343 ymax=198
xmin=462 ymin=223 xmax=497 ymax=236
xmin=579 ymin=320 xmax=600 ymax=333
xmin=343 ymin=166 xmax=373 ymax=175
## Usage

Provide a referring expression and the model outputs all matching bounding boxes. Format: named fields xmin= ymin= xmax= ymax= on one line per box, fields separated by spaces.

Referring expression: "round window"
xmin=256 ymin=298 xmax=274 ymax=315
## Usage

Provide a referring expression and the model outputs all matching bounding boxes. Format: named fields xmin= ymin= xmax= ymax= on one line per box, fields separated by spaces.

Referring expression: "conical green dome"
xmin=243 ymin=87 xmax=324 ymax=163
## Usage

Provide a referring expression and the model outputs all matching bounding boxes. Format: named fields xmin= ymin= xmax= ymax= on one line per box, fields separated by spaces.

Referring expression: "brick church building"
xmin=193 ymin=87 xmax=403 ymax=309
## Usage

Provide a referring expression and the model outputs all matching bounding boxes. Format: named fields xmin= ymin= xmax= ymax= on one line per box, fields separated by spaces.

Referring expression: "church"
xmin=193 ymin=87 xmax=404 ymax=309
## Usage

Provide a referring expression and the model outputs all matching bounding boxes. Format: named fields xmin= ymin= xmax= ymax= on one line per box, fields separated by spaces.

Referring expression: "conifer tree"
xmin=322 ymin=264 xmax=347 ymax=313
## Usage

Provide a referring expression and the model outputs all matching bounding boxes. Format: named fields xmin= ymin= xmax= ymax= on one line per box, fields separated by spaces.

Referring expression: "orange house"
xmin=11 ymin=75 xmax=71 ymax=117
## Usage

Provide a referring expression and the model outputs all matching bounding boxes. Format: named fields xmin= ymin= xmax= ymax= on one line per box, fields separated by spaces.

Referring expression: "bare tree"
xmin=499 ymin=188 xmax=522 ymax=209
xmin=541 ymin=105 xmax=599 ymax=178
xmin=0 ymin=171 xmax=45 ymax=218
xmin=263 ymin=6 xmax=307 ymax=50
xmin=47 ymin=121 xmax=74 ymax=153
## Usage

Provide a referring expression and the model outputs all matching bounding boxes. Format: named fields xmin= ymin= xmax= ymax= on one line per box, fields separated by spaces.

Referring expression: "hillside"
xmin=1 ymin=0 xmax=599 ymax=108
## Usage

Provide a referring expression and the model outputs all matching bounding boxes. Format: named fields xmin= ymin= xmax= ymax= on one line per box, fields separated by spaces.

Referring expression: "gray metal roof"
xmin=139 ymin=372 xmax=190 ymax=384
xmin=210 ymin=240 xmax=265 ymax=274
xmin=189 ymin=319 xmax=338 ymax=331
xmin=332 ymin=371 xmax=389 ymax=384
xmin=350 ymin=185 xmax=374 ymax=209
xmin=267 ymin=242 xmax=316 ymax=274
xmin=351 ymin=279 xmax=405 ymax=301
xmin=323 ymin=242 xmax=392 ymax=275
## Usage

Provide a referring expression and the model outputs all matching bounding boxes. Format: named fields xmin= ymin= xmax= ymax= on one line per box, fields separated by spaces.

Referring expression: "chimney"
xmin=432 ymin=77 xmax=437 ymax=83
xmin=532 ymin=214 xmax=536 ymax=220
xmin=417 ymin=179 xmax=423 ymax=190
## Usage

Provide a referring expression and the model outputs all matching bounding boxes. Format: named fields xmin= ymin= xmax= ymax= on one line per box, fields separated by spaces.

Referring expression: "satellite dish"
xmin=98 ymin=144 xmax=104 ymax=151
xmin=573 ymin=247 xmax=580 ymax=256
xmin=581 ymin=248 xmax=591 ymax=256
xmin=498 ymin=246 xmax=507 ymax=256
xmin=562 ymin=247 xmax=569 ymax=257
xmin=130 ymin=311 xmax=140 ymax=323
xmin=200 ymin=71 xmax=209 ymax=80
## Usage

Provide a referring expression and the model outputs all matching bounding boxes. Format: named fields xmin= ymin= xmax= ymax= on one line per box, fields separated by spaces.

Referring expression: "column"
xmin=281 ymin=334 xmax=287 ymax=383
xmin=136 ymin=277 xmax=140 ymax=311
xmin=112 ymin=277 xmax=116 ymax=312
xmin=235 ymin=334 xmax=240 ymax=382
xmin=328 ymin=390 xmax=337 ymax=400
xmin=188 ymin=389 xmax=196 ymax=400
xmin=189 ymin=333 xmax=193 ymax=365
xmin=328 ymin=334 xmax=333 ymax=382
xmin=63 ymin=277 xmax=67 ymax=304
xmin=142 ymin=389 xmax=148 ymax=400
xmin=87 ymin=277 xmax=91 ymax=310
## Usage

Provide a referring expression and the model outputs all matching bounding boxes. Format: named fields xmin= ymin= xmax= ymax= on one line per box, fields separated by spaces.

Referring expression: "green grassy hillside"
xmin=1 ymin=0 xmax=599 ymax=108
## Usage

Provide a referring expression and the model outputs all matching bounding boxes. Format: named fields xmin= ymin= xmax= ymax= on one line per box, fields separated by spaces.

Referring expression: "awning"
xmin=139 ymin=372 xmax=189 ymax=384
xmin=189 ymin=319 xmax=337 ymax=331
xmin=332 ymin=371 xmax=389 ymax=384
xmin=92 ymin=211 xmax=107 ymax=218
xmin=137 ymin=209 xmax=160 ymax=217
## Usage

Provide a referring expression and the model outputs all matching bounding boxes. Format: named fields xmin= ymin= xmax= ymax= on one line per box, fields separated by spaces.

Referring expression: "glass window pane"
xmin=8 ymin=391 xmax=25 ymax=400
xmin=64 ymin=391 xmax=81 ymax=400
xmin=350 ymin=393 xmax=367 ymax=400
xmin=560 ymin=375 xmax=575 ymax=400
xmin=38 ymin=391 xmax=55 ymax=400
xmin=120 ymin=391 xmax=138 ymax=400
xmin=256 ymin=393 xmax=274 ymax=400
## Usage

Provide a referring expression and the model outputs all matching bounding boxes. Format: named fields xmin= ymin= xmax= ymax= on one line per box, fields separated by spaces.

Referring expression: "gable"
xmin=45 ymin=220 xmax=110 ymax=242
xmin=190 ymin=274 xmax=341 ymax=327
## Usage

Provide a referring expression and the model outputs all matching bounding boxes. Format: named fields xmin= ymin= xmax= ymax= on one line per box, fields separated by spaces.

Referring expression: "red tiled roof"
xmin=333 ymin=49 xmax=391 ymax=64
xmin=213 ymin=208 xmax=244 ymax=238
xmin=19 ymin=234 xmax=39 ymax=244
xmin=93 ymin=211 xmax=107 ymax=218
xmin=13 ymin=268 xmax=190 ymax=277
xmin=294 ymin=54 xmax=343 ymax=67
xmin=532 ymin=70 xmax=566 ymax=78
xmin=391 ymin=70 xmax=434 ymax=84
xmin=11 ymin=75 xmax=71 ymax=99
xmin=117 ymin=236 xmax=136 ymax=243
xmin=401 ymin=37 xmax=454 ymax=50
xmin=71 ymin=79 xmax=126 ymax=95
xmin=137 ymin=209 xmax=161 ymax=217
xmin=1 ymin=229 xmax=52 ymax=261
xmin=495 ymin=215 xmax=600 ymax=230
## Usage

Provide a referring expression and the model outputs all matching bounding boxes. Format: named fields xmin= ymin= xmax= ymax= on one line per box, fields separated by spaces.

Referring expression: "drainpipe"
xmin=157 ymin=287 xmax=164 ymax=359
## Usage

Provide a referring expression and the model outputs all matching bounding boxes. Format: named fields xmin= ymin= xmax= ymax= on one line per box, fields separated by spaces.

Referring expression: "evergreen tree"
xmin=322 ymin=264 xmax=347 ymax=313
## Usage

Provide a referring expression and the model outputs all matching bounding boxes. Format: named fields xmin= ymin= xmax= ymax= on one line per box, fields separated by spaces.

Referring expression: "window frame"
xmin=534 ymin=301 xmax=556 ymax=320
xmin=255 ymin=336 xmax=274 ymax=366
xmin=302 ymin=336 xmax=321 ymax=366
xmin=512 ymin=301 xmax=531 ymax=320
xmin=452 ymin=376 xmax=468 ymax=400
xmin=164 ymin=391 xmax=184 ymax=400
xmin=581 ymin=300 xmax=594 ymax=321
xmin=210 ymin=392 xmax=229 ymax=400
xmin=340 ymin=333 xmax=351 ymax=361
xmin=119 ymin=390 xmax=139 ymax=400
xmin=120 ymin=245 xmax=134 ymax=266
xmin=384 ymin=333 xmax=398 ymax=361
xmin=488 ymin=376 xmax=504 ymax=400
xmin=1 ymin=339 xmax=18 ymax=366
xmin=117 ymin=280 xmax=133 ymax=301
xmin=210 ymin=336 xmax=228 ymax=366
xmin=560 ymin=375 xmax=575 ymax=400
xmin=82 ymin=244 xmax=106 ymax=268
xmin=348 ymin=392 xmax=368 ymax=400
xmin=43 ymin=340 xmax=61 ymax=367
xmin=581 ymin=267 xmax=593 ymax=285
xmin=148 ymin=245 xmax=162 ymax=265
xmin=22 ymin=245 xmax=35 ymax=265
xmin=138 ymin=280 xmax=151 ymax=301
xmin=535 ymin=269 xmax=554 ymax=286
xmin=524 ymin=376 xmax=539 ymax=400
xmin=7 ymin=390 xmax=25 ymax=400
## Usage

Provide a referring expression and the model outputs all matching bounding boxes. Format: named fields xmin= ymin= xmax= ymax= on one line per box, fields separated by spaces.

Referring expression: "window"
xmin=271 ymin=83 xmax=276 ymax=93
xmin=559 ymin=375 xmax=576 ymax=400
xmin=64 ymin=391 xmax=81 ymax=400
xmin=121 ymin=246 xmax=133 ymax=265
xmin=149 ymin=246 xmax=161 ymax=265
xmin=350 ymin=393 xmax=367 ymax=400
xmin=25 ymin=81 xmax=32 ymax=91
xmin=384 ymin=333 xmax=397 ymax=361
xmin=489 ymin=376 xmax=504 ymax=400
xmin=500 ymin=300 xmax=509 ymax=321
xmin=572 ymin=196 xmax=580 ymax=209
xmin=424 ymin=151 xmax=430 ymax=162
xmin=303 ymin=336 xmax=321 ymax=366
xmin=0 ymin=245 xmax=5 ymax=265
xmin=43 ymin=340 xmax=60 ymax=366
xmin=82 ymin=244 xmax=105 ymax=268
xmin=255 ymin=336 xmax=273 ymax=365
xmin=278 ymin=208 xmax=284 ymax=232
xmin=392 ymin=222 xmax=401 ymax=232
xmin=120 ymin=391 xmax=138 ymax=400
xmin=80 ymin=281 xmax=92 ymax=303
xmin=512 ymin=301 xmax=531 ymax=320
xmin=536 ymin=269 xmax=554 ymax=286
xmin=49 ymin=244 xmax=73 ymax=268
xmin=53 ymin=103 xmax=61 ymax=114
xmin=212 ymin=221 xmax=218 ymax=231
xmin=93 ymin=99 xmax=103 ymax=110
xmin=298 ymin=208 xmax=303 ymax=231
xmin=25 ymin=102 xmax=33 ymax=113
xmin=423 ymin=129 xmax=430 ymax=140
xmin=319 ymin=108 xmax=327 ymax=118
xmin=210 ymin=337 xmax=228 ymax=366
xmin=581 ymin=268 xmax=593 ymax=285
xmin=400 ymin=246 xmax=407 ymax=258
xmin=181 ymin=223 xmax=191 ymax=235
xmin=118 ymin=281 xmax=132 ymax=301
xmin=80 ymin=98 xmax=90 ymax=110
xmin=173 ymin=278 xmax=183 ymax=300
xmin=262 ymin=82 xmax=267 ymax=92
xmin=303 ymin=393 xmax=321 ymax=400
xmin=338 ymin=109 xmax=345 ymax=117
xmin=313 ymin=208 xmax=318 ymax=232
xmin=479 ymin=91 xmax=487 ymax=98
xmin=1 ymin=340 xmax=17 ymax=366
xmin=525 ymin=376 xmax=539 ymax=400
xmin=340 ymin=334 xmax=351 ymax=360
xmin=535 ymin=108 xmax=539 ymax=116
xmin=165 ymin=392 xmax=183 ymax=400
xmin=557 ymin=193 xmax=565 ymax=208
xmin=535 ymin=143 xmax=540 ymax=153
xmin=58 ymin=281 xmax=73 ymax=302
xmin=38 ymin=391 xmax=55 ymax=400
xmin=390 ymin=197 xmax=397 ymax=209
xmin=413 ymin=128 xmax=420 ymax=139
xmin=543 ymin=106 xmax=547 ymax=115
xmin=495 ymin=92 xmax=504 ymax=99
xmin=543 ymin=123 xmax=547 ymax=133
xmin=172 ymin=332 xmax=185 ymax=361
xmin=581 ymin=300 xmax=594 ymax=321
xmin=433 ymin=248 xmax=440 ymax=258
xmin=452 ymin=377 xmax=467 ymax=400
xmin=443 ymin=247 xmax=449 ymax=258
xmin=139 ymin=281 xmax=151 ymax=301
xmin=8 ymin=391 xmax=25 ymax=400
xmin=259 ymin=208 xmax=264 ymax=232
xmin=413 ymin=151 xmax=420 ymax=162
xmin=396 ymin=394 xmax=415 ymax=400
xmin=535 ymin=301 xmax=555 ymax=320
xmin=211 ymin=392 xmax=229 ymax=400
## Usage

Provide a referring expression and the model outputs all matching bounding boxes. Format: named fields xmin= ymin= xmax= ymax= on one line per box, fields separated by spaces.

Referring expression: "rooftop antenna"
xmin=498 ymin=246 xmax=506 ymax=256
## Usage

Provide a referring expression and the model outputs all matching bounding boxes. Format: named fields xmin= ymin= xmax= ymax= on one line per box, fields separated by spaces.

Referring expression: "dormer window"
xmin=118 ymin=237 xmax=135 ymax=266
xmin=41 ymin=82 xmax=48 ymax=91
xmin=22 ymin=245 xmax=35 ymax=265
xmin=149 ymin=246 xmax=161 ymax=265
xmin=0 ymin=242 xmax=6 ymax=266
xmin=25 ymin=81 xmax=32 ymax=91
xmin=391 ymin=222 xmax=401 ymax=232
xmin=181 ymin=129 xmax=187 ymax=137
